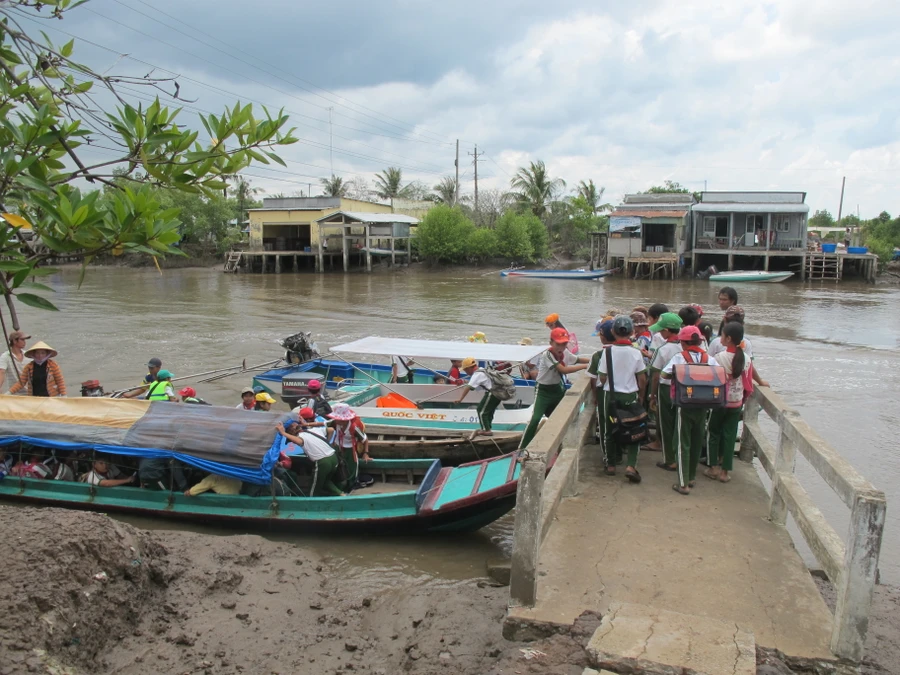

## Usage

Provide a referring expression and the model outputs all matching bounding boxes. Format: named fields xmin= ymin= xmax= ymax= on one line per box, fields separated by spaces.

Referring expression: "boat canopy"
xmin=331 ymin=337 xmax=547 ymax=363
xmin=0 ymin=397 xmax=283 ymax=484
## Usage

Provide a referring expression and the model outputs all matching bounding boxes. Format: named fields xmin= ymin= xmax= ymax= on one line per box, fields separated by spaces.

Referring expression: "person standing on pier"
xmin=587 ymin=319 xmax=615 ymax=466
xmin=705 ymin=322 xmax=751 ymax=484
xmin=716 ymin=287 xmax=738 ymax=335
xmin=519 ymin=328 xmax=588 ymax=449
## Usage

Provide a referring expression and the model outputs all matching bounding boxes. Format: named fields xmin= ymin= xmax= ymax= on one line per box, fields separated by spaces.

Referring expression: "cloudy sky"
xmin=19 ymin=0 xmax=900 ymax=215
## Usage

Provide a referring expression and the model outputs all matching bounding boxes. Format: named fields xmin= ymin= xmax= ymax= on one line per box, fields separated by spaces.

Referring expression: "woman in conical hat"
xmin=9 ymin=341 xmax=67 ymax=397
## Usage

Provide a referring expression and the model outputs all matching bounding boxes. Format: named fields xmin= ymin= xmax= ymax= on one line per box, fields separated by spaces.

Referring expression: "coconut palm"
xmin=509 ymin=160 xmax=566 ymax=217
xmin=320 ymin=174 xmax=348 ymax=198
xmin=576 ymin=179 xmax=609 ymax=215
xmin=373 ymin=167 xmax=410 ymax=207
xmin=432 ymin=176 xmax=459 ymax=205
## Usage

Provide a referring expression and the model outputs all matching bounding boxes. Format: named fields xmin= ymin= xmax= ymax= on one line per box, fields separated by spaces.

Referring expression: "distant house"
xmin=606 ymin=193 xmax=694 ymax=276
xmin=690 ymin=191 xmax=810 ymax=273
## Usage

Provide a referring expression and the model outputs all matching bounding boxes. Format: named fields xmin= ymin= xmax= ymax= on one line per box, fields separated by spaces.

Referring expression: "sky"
xmin=14 ymin=0 xmax=900 ymax=216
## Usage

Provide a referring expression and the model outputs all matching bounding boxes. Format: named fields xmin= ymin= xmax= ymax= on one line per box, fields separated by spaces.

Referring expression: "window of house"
xmin=702 ymin=217 xmax=716 ymax=237
xmin=748 ymin=215 xmax=765 ymax=231
xmin=774 ymin=215 xmax=791 ymax=232
xmin=701 ymin=216 xmax=729 ymax=237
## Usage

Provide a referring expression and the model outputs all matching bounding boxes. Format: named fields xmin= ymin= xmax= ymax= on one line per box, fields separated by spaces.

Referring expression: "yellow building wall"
xmin=247 ymin=199 xmax=392 ymax=250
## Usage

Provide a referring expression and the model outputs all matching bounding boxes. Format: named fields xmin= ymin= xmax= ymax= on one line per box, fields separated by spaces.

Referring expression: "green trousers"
xmin=595 ymin=388 xmax=607 ymax=460
xmin=657 ymin=384 xmax=677 ymax=466
xmin=340 ymin=447 xmax=359 ymax=490
xmin=707 ymin=406 xmax=742 ymax=472
xmin=606 ymin=391 xmax=641 ymax=469
xmin=520 ymin=382 xmax=566 ymax=449
xmin=311 ymin=453 xmax=344 ymax=496
xmin=477 ymin=392 xmax=503 ymax=432
xmin=676 ymin=407 xmax=708 ymax=487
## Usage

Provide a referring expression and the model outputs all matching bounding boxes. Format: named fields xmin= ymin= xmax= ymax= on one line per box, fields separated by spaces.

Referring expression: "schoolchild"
xmin=717 ymin=287 xmax=739 ymax=335
xmin=595 ymin=316 xmax=648 ymax=482
xmin=647 ymin=303 xmax=670 ymax=351
xmin=631 ymin=311 xmax=652 ymax=362
xmin=647 ymin=312 xmax=684 ymax=467
xmin=678 ymin=306 xmax=706 ymax=350
xmin=662 ymin=325 xmax=711 ymax=495
xmin=705 ymin=322 xmax=751 ymax=484
xmin=707 ymin=306 xmax=768 ymax=386
xmin=519 ymin=328 xmax=589 ymax=449
xmin=587 ymin=319 xmax=615 ymax=465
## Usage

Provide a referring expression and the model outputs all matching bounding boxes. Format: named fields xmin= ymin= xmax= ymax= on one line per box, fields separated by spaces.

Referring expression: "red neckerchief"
xmin=665 ymin=335 xmax=680 ymax=343
xmin=726 ymin=345 xmax=737 ymax=353
xmin=683 ymin=345 xmax=705 ymax=353
xmin=613 ymin=339 xmax=632 ymax=345
xmin=638 ymin=330 xmax=651 ymax=338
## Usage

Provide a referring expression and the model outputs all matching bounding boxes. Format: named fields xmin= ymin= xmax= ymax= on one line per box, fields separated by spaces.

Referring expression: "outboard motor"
xmin=280 ymin=332 xmax=320 ymax=365
xmin=80 ymin=380 xmax=105 ymax=397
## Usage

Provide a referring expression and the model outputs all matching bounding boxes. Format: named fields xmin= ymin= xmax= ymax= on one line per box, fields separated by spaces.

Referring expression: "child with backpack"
xmin=647 ymin=303 xmax=669 ymax=351
xmin=587 ymin=319 xmax=615 ymax=464
xmin=455 ymin=356 xmax=513 ymax=436
xmin=594 ymin=315 xmax=648 ymax=482
xmin=662 ymin=325 xmax=722 ymax=495
xmin=705 ymin=322 xmax=752 ymax=484
xmin=647 ymin=312 xmax=684 ymax=468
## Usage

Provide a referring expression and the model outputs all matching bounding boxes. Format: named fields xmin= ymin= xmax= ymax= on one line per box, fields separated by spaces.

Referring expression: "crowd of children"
xmin=526 ymin=287 xmax=768 ymax=497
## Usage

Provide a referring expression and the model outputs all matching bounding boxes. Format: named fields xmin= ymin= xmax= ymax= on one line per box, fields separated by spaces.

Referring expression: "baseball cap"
xmin=307 ymin=379 xmax=322 ymax=391
xmin=689 ymin=303 xmax=704 ymax=316
xmin=630 ymin=311 xmax=649 ymax=327
xmin=147 ymin=357 xmax=162 ymax=367
xmin=178 ymin=387 xmax=196 ymax=398
xmin=550 ymin=327 xmax=570 ymax=343
xmin=461 ymin=356 xmax=477 ymax=369
xmin=599 ymin=320 xmax=615 ymax=342
xmin=8 ymin=330 xmax=30 ymax=344
xmin=255 ymin=392 xmax=276 ymax=404
xmin=612 ymin=315 xmax=634 ymax=337
xmin=724 ymin=305 xmax=745 ymax=320
xmin=298 ymin=407 xmax=316 ymax=420
xmin=544 ymin=313 xmax=559 ymax=324
xmin=241 ymin=386 xmax=255 ymax=396
xmin=649 ymin=312 xmax=684 ymax=333
xmin=677 ymin=325 xmax=702 ymax=342
xmin=156 ymin=369 xmax=173 ymax=379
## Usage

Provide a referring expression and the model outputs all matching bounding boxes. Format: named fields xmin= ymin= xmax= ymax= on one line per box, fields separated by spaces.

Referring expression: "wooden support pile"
xmin=806 ymin=253 xmax=840 ymax=281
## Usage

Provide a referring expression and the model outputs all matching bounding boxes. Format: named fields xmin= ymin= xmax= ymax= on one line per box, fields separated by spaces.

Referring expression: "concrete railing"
xmin=509 ymin=376 xmax=595 ymax=608
xmin=741 ymin=386 xmax=887 ymax=662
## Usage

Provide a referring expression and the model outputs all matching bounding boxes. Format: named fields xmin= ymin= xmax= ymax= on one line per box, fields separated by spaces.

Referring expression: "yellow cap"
xmin=461 ymin=357 xmax=477 ymax=369
xmin=255 ymin=392 xmax=276 ymax=404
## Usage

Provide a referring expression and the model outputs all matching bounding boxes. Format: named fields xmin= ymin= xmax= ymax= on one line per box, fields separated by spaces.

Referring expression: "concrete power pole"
xmin=469 ymin=145 xmax=483 ymax=213
xmin=454 ymin=139 xmax=459 ymax=207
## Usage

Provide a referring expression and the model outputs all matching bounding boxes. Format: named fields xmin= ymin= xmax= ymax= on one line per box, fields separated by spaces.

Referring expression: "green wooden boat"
xmin=0 ymin=397 xmax=522 ymax=534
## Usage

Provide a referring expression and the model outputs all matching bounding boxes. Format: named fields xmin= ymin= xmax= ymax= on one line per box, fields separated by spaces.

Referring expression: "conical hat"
xmin=24 ymin=341 xmax=58 ymax=359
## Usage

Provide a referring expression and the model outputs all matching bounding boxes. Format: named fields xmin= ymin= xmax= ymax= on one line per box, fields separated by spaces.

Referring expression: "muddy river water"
xmin=10 ymin=265 xmax=900 ymax=586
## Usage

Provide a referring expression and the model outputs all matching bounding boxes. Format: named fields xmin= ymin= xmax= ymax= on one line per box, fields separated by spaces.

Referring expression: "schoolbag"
xmin=484 ymin=368 xmax=516 ymax=401
xmin=671 ymin=350 xmax=727 ymax=408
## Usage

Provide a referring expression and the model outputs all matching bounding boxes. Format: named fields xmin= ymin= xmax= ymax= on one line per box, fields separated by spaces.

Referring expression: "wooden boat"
xmin=0 ymin=397 xmax=522 ymax=534
xmin=500 ymin=268 xmax=610 ymax=280
xmin=364 ymin=424 xmax=521 ymax=463
xmin=708 ymin=270 xmax=794 ymax=283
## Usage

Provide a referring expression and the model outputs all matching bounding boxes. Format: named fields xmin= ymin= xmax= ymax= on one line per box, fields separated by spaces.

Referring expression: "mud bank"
xmin=1 ymin=506 xmax=897 ymax=675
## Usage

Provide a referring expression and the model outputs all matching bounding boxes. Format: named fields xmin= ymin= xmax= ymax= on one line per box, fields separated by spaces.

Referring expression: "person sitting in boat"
xmin=183 ymin=472 xmax=242 ymax=496
xmin=390 ymin=356 xmax=415 ymax=384
xmin=447 ymin=359 xmax=465 ymax=386
xmin=276 ymin=422 xmax=345 ymax=497
xmin=306 ymin=379 xmax=332 ymax=418
xmin=254 ymin=391 xmax=277 ymax=411
xmin=545 ymin=314 xmax=579 ymax=354
xmin=178 ymin=386 xmax=210 ymax=405
xmin=517 ymin=339 xmax=538 ymax=380
xmin=327 ymin=403 xmax=369 ymax=491
xmin=122 ymin=357 xmax=163 ymax=399
xmin=81 ymin=457 xmax=137 ymax=488
xmin=8 ymin=341 xmax=66 ymax=397
xmin=236 ymin=386 xmax=256 ymax=410
xmin=145 ymin=370 xmax=177 ymax=402
xmin=454 ymin=357 xmax=502 ymax=437
xmin=297 ymin=406 xmax=328 ymax=438
xmin=138 ymin=457 xmax=188 ymax=492
xmin=10 ymin=454 xmax=52 ymax=479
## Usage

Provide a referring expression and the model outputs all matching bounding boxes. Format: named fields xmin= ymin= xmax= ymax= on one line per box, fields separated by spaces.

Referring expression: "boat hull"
xmin=708 ymin=271 xmax=794 ymax=283
xmin=500 ymin=268 xmax=609 ymax=280
xmin=365 ymin=425 xmax=521 ymax=463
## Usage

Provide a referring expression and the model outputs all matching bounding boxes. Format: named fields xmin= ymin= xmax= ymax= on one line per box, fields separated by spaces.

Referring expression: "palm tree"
xmin=373 ymin=167 xmax=410 ymax=208
xmin=576 ymin=179 xmax=608 ymax=215
xmin=229 ymin=175 xmax=261 ymax=224
xmin=509 ymin=160 xmax=566 ymax=217
xmin=320 ymin=174 xmax=348 ymax=198
xmin=432 ymin=176 xmax=459 ymax=205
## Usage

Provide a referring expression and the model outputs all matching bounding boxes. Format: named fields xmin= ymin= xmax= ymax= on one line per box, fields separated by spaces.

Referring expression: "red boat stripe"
xmin=470 ymin=463 xmax=488 ymax=496
xmin=420 ymin=468 xmax=451 ymax=513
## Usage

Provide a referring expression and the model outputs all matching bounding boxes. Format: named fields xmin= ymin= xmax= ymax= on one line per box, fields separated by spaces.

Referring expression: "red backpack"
xmin=671 ymin=350 xmax=727 ymax=408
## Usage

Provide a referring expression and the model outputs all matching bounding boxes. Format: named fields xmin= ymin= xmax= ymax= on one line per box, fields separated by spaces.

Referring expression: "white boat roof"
xmin=331 ymin=337 xmax=547 ymax=362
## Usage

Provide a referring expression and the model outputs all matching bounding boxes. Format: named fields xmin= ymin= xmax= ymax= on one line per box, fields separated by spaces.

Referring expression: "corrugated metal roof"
xmin=317 ymin=211 xmax=420 ymax=224
xmin=623 ymin=193 xmax=695 ymax=205
xmin=609 ymin=210 xmax=688 ymax=218
xmin=693 ymin=203 xmax=809 ymax=213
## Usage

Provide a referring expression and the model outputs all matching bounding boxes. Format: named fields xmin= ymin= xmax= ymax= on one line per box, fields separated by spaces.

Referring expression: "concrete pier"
xmin=505 ymin=380 xmax=885 ymax=671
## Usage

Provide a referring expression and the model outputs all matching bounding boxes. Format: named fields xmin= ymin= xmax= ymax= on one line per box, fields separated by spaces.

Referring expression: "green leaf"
xmin=15 ymin=293 xmax=59 ymax=311
xmin=61 ymin=39 xmax=75 ymax=58
xmin=0 ymin=261 xmax=28 ymax=273
xmin=18 ymin=281 xmax=55 ymax=293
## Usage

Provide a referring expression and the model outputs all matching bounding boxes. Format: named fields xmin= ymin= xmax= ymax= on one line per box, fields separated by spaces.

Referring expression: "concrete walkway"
xmin=508 ymin=445 xmax=834 ymax=659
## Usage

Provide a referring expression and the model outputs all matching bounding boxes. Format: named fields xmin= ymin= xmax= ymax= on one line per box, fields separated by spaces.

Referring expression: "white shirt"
xmin=392 ymin=355 xmax=411 ymax=377
xmin=596 ymin=344 xmax=646 ymax=393
xmin=82 ymin=465 xmax=121 ymax=486
xmin=536 ymin=349 xmax=577 ymax=386
xmin=467 ymin=370 xmax=492 ymax=393
xmin=650 ymin=341 xmax=683 ymax=384
xmin=714 ymin=351 xmax=751 ymax=405
xmin=708 ymin=336 xmax=753 ymax=360
xmin=661 ymin=350 xmax=708 ymax=378
xmin=297 ymin=432 xmax=335 ymax=461
xmin=650 ymin=332 xmax=665 ymax=350
xmin=0 ymin=350 xmax=29 ymax=385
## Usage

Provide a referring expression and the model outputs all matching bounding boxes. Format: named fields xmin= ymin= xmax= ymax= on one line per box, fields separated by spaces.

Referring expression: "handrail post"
xmin=830 ymin=491 xmax=887 ymax=661
xmin=739 ymin=394 xmax=760 ymax=463
xmin=560 ymin=400 xmax=586 ymax=497
xmin=509 ymin=452 xmax=547 ymax=608
xmin=768 ymin=412 xmax=799 ymax=525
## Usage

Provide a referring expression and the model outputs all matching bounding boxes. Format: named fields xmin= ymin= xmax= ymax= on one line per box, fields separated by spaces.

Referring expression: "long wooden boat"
xmin=0 ymin=397 xmax=522 ymax=533
xmin=500 ymin=268 xmax=610 ymax=280
xmin=708 ymin=270 xmax=794 ymax=283
xmin=364 ymin=424 xmax=521 ymax=463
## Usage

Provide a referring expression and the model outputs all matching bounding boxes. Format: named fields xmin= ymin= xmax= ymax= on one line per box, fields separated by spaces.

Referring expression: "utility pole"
xmin=836 ymin=176 xmax=846 ymax=225
xmin=328 ymin=107 xmax=334 ymax=177
xmin=454 ymin=139 xmax=459 ymax=207
xmin=469 ymin=145 xmax=483 ymax=213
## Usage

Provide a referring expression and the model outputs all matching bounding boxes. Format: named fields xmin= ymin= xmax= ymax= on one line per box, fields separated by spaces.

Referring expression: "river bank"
xmin=1 ymin=506 xmax=895 ymax=675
